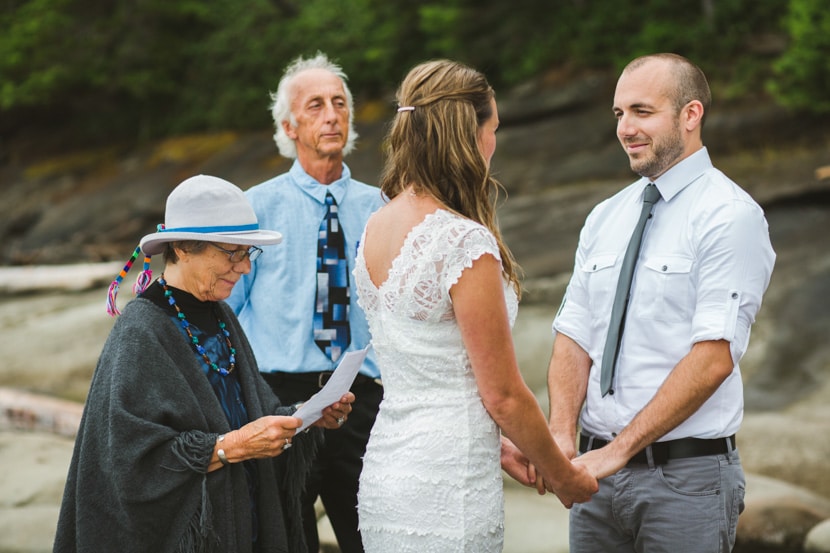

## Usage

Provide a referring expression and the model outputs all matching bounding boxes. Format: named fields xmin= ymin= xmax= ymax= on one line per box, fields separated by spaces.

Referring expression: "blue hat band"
xmin=160 ymin=223 xmax=260 ymax=233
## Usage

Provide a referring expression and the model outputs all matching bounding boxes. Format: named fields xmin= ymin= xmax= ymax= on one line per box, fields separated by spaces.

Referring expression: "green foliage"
xmin=769 ymin=0 xmax=830 ymax=112
xmin=0 ymin=0 xmax=76 ymax=108
xmin=418 ymin=4 xmax=464 ymax=57
xmin=0 ymin=0 xmax=824 ymax=145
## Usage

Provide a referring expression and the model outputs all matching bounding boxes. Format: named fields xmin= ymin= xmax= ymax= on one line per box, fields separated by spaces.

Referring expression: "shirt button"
xmin=593 ymin=264 xmax=597 ymax=270
xmin=732 ymin=292 xmax=739 ymax=299
xmin=662 ymin=265 xmax=668 ymax=271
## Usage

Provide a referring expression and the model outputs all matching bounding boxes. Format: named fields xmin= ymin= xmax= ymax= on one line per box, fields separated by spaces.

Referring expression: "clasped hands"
xmin=500 ymin=436 xmax=599 ymax=509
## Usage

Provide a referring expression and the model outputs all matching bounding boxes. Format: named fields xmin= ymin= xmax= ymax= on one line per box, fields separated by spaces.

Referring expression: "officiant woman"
xmin=54 ymin=174 xmax=353 ymax=553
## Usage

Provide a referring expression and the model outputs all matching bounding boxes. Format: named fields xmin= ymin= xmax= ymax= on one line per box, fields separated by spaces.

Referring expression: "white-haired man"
xmin=228 ymin=52 xmax=383 ymax=553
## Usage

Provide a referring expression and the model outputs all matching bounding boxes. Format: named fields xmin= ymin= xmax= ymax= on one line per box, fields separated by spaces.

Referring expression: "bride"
xmin=354 ymin=59 xmax=597 ymax=552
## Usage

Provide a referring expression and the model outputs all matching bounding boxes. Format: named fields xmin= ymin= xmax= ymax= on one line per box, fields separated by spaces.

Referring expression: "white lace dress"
xmin=354 ymin=209 xmax=518 ymax=553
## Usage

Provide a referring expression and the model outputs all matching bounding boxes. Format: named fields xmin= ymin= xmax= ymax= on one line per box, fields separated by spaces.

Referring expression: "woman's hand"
xmin=314 ymin=392 xmax=355 ymax=429
xmin=210 ymin=415 xmax=302 ymax=470
xmin=500 ymin=436 xmax=538 ymax=488
xmin=541 ymin=460 xmax=598 ymax=508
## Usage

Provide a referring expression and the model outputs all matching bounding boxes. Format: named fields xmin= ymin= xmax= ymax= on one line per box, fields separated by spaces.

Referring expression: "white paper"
xmin=293 ymin=346 xmax=371 ymax=432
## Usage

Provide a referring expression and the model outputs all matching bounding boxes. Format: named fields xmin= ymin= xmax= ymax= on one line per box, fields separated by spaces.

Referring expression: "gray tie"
xmin=600 ymin=183 xmax=661 ymax=397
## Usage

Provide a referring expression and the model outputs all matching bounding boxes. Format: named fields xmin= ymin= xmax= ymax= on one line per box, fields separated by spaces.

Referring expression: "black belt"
xmin=263 ymin=370 xmax=382 ymax=389
xmin=579 ymin=433 xmax=736 ymax=466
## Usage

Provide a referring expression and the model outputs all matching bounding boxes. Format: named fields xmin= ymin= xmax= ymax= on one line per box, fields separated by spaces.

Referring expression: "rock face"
xmin=735 ymin=474 xmax=830 ymax=553
xmin=806 ymin=520 xmax=830 ymax=553
xmin=1 ymin=69 xmax=830 ymax=552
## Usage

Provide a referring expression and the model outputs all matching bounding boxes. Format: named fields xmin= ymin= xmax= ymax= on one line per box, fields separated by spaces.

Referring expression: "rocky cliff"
xmin=2 ymin=69 xmax=830 ymax=552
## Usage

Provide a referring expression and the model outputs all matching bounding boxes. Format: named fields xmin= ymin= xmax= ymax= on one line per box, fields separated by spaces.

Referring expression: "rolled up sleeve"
xmin=691 ymin=198 xmax=775 ymax=364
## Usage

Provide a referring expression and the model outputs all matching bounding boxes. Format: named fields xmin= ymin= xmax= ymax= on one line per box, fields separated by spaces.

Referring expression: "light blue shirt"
xmin=227 ymin=160 xmax=384 ymax=378
xmin=554 ymin=147 xmax=775 ymax=440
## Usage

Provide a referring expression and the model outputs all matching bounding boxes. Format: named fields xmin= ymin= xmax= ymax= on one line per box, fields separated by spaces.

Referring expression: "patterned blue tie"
xmin=314 ymin=192 xmax=350 ymax=361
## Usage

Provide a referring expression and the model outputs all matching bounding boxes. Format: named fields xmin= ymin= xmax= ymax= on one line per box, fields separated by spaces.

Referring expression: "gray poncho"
xmin=54 ymin=298 xmax=319 ymax=552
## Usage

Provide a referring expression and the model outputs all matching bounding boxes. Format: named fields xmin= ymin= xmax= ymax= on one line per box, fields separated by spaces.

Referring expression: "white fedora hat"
xmin=139 ymin=175 xmax=282 ymax=255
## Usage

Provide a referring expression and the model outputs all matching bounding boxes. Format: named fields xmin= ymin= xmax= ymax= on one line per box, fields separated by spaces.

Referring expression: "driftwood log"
xmin=0 ymin=262 xmax=122 ymax=294
xmin=0 ymin=387 xmax=83 ymax=437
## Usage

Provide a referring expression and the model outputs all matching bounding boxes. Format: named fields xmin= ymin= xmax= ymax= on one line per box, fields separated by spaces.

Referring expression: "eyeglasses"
xmin=208 ymin=243 xmax=263 ymax=263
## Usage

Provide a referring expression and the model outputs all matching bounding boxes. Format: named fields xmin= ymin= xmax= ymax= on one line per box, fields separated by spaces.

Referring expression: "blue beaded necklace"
xmin=158 ymin=275 xmax=236 ymax=376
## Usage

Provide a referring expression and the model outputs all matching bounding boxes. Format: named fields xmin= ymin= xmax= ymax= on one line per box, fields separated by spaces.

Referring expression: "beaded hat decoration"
xmin=106 ymin=174 xmax=284 ymax=316
xmin=105 ymin=245 xmax=154 ymax=316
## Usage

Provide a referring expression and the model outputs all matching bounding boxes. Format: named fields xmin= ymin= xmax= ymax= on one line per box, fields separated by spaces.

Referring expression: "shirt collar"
xmin=289 ymin=159 xmax=351 ymax=204
xmin=651 ymin=146 xmax=712 ymax=202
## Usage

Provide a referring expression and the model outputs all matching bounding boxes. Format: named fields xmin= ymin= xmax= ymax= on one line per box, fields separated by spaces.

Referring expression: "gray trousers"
xmin=570 ymin=450 xmax=745 ymax=553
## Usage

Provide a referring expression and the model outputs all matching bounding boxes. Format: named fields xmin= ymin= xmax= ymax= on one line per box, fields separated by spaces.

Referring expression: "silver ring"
xmin=282 ymin=438 xmax=292 ymax=451
xmin=337 ymin=417 xmax=345 ymax=426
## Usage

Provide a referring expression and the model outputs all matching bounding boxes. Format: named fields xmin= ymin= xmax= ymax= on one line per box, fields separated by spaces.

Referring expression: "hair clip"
xmin=397 ymin=106 xmax=415 ymax=112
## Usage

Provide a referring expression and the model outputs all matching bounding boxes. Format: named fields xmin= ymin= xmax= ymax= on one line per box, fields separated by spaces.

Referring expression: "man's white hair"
xmin=269 ymin=52 xmax=358 ymax=159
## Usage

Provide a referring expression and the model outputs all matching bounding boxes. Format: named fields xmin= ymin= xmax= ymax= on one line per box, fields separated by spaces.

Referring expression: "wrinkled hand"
xmin=314 ymin=392 xmax=355 ymax=430
xmin=542 ymin=460 xmax=598 ymax=509
xmin=232 ymin=415 xmax=303 ymax=460
xmin=500 ymin=437 xmax=537 ymax=487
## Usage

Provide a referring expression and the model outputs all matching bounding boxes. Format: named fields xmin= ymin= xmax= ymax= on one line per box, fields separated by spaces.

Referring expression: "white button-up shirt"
xmin=554 ymin=147 xmax=775 ymax=441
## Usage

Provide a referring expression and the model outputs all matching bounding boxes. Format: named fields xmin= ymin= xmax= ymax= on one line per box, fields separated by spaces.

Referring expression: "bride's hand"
xmin=500 ymin=437 xmax=539 ymax=489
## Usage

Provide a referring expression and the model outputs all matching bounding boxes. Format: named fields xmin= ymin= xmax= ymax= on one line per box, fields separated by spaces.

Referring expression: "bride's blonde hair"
xmin=380 ymin=59 xmax=522 ymax=296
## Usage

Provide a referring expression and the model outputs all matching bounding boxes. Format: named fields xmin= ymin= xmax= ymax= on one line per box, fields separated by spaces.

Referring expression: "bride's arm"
xmin=451 ymin=253 xmax=597 ymax=507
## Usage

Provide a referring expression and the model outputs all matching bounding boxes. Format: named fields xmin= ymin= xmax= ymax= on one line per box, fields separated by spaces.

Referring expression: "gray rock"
xmin=735 ymin=474 xmax=830 ymax=553
xmin=806 ymin=519 xmax=830 ymax=553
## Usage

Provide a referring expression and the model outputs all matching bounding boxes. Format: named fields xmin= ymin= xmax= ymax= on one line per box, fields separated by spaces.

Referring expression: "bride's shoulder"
xmin=435 ymin=211 xmax=496 ymax=246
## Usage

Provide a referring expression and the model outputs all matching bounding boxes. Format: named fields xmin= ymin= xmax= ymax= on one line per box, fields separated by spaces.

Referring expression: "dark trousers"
xmin=262 ymin=371 xmax=382 ymax=553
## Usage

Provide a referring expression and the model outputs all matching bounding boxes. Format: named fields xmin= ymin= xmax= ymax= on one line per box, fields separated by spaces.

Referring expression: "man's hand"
xmin=571 ymin=443 xmax=629 ymax=481
xmin=551 ymin=430 xmax=578 ymax=460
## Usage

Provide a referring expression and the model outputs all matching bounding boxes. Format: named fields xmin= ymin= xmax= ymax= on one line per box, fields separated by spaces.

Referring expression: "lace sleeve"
xmin=442 ymin=221 xmax=502 ymax=296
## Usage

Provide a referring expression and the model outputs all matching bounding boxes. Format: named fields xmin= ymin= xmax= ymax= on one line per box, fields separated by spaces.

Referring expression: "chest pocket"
xmin=580 ymin=254 xmax=619 ymax=314
xmin=635 ymin=256 xmax=694 ymax=323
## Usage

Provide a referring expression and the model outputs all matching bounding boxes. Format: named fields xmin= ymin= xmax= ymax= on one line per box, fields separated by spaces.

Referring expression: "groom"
xmin=547 ymin=53 xmax=774 ymax=552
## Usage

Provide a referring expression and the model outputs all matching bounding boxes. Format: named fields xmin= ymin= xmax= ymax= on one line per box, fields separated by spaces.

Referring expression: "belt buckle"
xmin=318 ymin=372 xmax=332 ymax=388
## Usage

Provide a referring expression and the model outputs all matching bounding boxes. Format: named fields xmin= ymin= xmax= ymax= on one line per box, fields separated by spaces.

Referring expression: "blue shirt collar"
xmin=289 ymin=160 xmax=352 ymax=204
